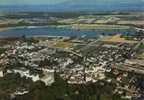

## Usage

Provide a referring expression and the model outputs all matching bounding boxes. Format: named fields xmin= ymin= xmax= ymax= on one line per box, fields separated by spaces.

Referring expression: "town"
xmin=0 ymin=28 xmax=143 ymax=99
xmin=0 ymin=0 xmax=144 ymax=99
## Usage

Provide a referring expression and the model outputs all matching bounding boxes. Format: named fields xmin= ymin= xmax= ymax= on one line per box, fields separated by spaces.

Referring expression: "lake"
xmin=0 ymin=26 xmax=136 ymax=38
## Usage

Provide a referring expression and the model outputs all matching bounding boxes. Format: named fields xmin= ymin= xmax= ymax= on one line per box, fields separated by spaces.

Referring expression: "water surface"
xmin=0 ymin=26 xmax=136 ymax=38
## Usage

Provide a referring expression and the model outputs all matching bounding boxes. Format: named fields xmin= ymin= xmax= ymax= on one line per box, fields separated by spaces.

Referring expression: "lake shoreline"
xmin=0 ymin=24 xmax=136 ymax=39
xmin=0 ymin=28 xmax=9 ymax=32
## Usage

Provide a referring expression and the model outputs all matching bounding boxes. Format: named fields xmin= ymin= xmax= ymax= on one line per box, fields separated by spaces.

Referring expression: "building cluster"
xmin=0 ymin=36 xmax=143 ymax=98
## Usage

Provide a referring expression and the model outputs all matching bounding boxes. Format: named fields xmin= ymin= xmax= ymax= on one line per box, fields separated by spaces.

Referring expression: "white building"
xmin=12 ymin=68 xmax=55 ymax=86
xmin=0 ymin=70 xmax=3 ymax=77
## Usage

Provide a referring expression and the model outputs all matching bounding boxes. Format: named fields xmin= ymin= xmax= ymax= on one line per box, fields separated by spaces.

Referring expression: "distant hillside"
xmin=0 ymin=0 xmax=143 ymax=12
xmin=61 ymin=0 xmax=143 ymax=5
xmin=58 ymin=0 xmax=144 ymax=11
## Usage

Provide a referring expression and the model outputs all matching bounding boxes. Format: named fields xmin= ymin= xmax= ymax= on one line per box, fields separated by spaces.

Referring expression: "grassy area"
xmin=15 ymin=73 xmax=125 ymax=100
xmin=54 ymin=41 xmax=73 ymax=49
xmin=101 ymin=34 xmax=138 ymax=44
xmin=139 ymin=44 xmax=144 ymax=49
xmin=0 ymin=48 xmax=6 ymax=55
xmin=137 ymin=44 xmax=144 ymax=59
xmin=138 ymin=53 xmax=144 ymax=59
xmin=0 ymin=28 xmax=8 ymax=32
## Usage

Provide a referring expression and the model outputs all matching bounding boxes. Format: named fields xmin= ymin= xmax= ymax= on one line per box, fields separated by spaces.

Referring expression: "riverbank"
xmin=0 ymin=23 xmax=132 ymax=31
xmin=0 ymin=25 xmax=71 ymax=31
xmin=0 ymin=28 xmax=8 ymax=32
xmin=0 ymin=24 xmax=136 ymax=39
xmin=71 ymin=24 xmax=131 ymax=30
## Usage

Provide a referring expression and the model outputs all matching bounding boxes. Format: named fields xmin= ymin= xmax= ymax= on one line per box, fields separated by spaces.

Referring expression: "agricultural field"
xmin=101 ymin=34 xmax=138 ymax=44
xmin=54 ymin=41 xmax=73 ymax=49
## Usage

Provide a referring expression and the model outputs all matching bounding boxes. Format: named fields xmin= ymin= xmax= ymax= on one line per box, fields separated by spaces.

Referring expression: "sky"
xmin=0 ymin=0 xmax=143 ymax=5
xmin=0 ymin=0 xmax=67 ymax=5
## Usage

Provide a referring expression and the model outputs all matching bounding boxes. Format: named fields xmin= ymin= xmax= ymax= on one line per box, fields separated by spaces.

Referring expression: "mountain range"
xmin=0 ymin=0 xmax=143 ymax=12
